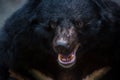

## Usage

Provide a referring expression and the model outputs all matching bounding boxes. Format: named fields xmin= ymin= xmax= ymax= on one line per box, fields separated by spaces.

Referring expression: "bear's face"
xmin=50 ymin=17 xmax=101 ymax=68
xmin=34 ymin=0 xmax=102 ymax=68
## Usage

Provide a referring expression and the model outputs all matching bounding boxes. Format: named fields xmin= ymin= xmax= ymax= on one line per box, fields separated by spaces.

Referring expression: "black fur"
xmin=0 ymin=0 xmax=120 ymax=80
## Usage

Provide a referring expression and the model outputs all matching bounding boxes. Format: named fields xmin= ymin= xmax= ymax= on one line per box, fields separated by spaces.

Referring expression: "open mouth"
xmin=57 ymin=44 xmax=80 ymax=68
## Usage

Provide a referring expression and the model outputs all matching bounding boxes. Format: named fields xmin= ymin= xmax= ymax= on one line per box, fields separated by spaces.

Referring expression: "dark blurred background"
xmin=0 ymin=0 xmax=27 ymax=28
xmin=0 ymin=0 xmax=120 ymax=28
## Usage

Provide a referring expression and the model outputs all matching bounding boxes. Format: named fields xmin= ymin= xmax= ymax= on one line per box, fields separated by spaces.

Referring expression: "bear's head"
xmin=33 ymin=0 xmax=115 ymax=68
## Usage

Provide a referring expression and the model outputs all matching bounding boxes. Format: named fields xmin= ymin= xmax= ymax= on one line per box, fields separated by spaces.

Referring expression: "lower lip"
xmin=58 ymin=59 xmax=76 ymax=68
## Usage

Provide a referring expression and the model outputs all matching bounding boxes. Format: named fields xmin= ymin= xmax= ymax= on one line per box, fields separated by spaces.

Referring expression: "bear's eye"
xmin=75 ymin=21 xmax=84 ymax=29
xmin=49 ymin=21 xmax=57 ymax=29
xmin=72 ymin=20 xmax=84 ymax=29
xmin=43 ymin=21 xmax=57 ymax=32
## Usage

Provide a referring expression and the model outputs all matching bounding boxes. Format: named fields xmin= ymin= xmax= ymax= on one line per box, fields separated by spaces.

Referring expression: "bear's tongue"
xmin=58 ymin=52 xmax=75 ymax=64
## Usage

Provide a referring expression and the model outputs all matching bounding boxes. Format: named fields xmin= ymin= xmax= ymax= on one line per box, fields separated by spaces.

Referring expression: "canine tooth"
xmin=62 ymin=58 xmax=67 ymax=62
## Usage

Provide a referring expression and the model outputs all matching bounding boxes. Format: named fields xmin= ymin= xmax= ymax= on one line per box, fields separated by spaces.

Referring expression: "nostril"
xmin=55 ymin=42 xmax=69 ymax=54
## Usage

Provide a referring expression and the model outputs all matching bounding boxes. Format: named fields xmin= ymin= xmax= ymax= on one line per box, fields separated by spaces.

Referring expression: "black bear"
xmin=0 ymin=0 xmax=120 ymax=80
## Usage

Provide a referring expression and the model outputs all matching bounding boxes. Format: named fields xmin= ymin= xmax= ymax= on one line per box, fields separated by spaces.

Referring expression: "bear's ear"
xmin=92 ymin=0 xmax=120 ymax=22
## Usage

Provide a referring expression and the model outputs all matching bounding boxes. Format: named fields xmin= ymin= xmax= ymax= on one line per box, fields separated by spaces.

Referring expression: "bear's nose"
xmin=55 ymin=41 xmax=69 ymax=54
